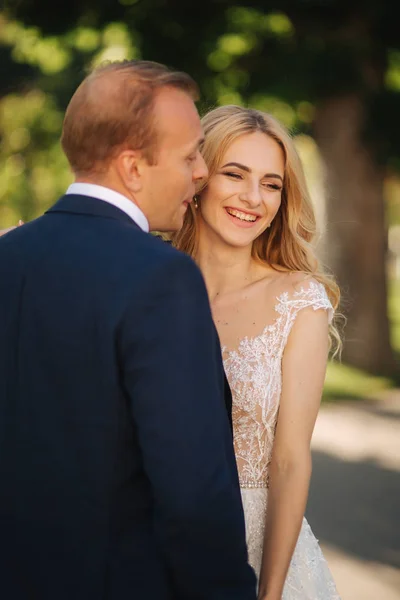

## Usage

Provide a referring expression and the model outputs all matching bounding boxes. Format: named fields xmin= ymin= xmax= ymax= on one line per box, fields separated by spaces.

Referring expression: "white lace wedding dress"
xmin=222 ymin=281 xmax=341 ymax=599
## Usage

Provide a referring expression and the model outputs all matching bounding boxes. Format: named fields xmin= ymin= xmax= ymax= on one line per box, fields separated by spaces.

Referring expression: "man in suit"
xmin=0 ymin=61 xmax=256 ymax=599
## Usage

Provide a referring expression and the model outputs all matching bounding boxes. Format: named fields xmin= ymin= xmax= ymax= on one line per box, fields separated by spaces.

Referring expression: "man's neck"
xmin=66 ymin=181 xmax=150 ymax=232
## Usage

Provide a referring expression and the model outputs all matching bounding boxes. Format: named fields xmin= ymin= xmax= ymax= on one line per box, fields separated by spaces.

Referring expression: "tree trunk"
xmin=313 ymin=94 xmax=397 ymax=376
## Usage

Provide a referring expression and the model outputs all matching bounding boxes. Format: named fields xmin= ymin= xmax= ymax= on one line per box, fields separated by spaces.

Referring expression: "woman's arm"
xmin=0 ymin=221 xmax=23 ymax=237
xmin=0 ymin=227 xmax=16 ymax=236
xmin=257 ymin=306 xmax=330 ymax=600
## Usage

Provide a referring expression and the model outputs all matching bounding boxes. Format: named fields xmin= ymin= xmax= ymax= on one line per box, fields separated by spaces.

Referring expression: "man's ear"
xmin=115 ymin=149 xmax=145 ymax=194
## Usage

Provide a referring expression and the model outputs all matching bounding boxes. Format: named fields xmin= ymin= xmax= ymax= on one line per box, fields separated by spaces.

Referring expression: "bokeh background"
xmin=1 ymin=1 xmax=399 ymax=597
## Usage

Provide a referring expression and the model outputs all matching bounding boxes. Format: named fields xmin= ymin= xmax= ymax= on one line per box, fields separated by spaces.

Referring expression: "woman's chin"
xmin=219 ymin=219 xmax=269 ymax=249
xmin=220 ymin=231 xmax=257 ymax=249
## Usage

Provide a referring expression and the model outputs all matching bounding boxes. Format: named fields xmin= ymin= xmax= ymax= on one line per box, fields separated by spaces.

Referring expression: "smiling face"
xmin=198 ymin=131 xmax=285 ymax=249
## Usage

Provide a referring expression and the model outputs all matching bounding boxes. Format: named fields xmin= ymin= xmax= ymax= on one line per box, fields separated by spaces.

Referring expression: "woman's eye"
xmin=263 ymin=182 xmax=282 ymax=191
xmin=224 ymin=172 xmax=242 ymax=179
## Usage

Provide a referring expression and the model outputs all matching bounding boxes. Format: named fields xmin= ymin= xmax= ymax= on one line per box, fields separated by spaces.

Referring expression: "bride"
xmin=173 ymin=105 xmax=341 ymax=599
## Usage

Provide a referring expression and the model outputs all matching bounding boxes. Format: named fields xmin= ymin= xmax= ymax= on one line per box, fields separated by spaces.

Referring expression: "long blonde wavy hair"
xmin=172 ymin=105 xmax=342 ymax=355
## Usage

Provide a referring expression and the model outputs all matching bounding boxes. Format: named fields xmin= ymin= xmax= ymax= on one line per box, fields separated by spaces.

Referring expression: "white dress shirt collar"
xmin=66 ymin=183 xmax=149 ymax=233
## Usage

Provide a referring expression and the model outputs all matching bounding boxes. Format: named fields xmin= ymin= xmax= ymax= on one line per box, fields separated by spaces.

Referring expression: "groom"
xmin=0 ymin=61 xmax=256 ymax=599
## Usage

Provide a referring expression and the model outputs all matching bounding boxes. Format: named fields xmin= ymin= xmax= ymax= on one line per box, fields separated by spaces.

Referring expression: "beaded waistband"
xmin=239 ymin=479 xmax=268 ymax=489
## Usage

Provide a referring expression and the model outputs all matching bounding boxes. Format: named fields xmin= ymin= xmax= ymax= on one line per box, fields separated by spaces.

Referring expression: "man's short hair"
xmin=61 ymin=60 xmax=199 ymax=174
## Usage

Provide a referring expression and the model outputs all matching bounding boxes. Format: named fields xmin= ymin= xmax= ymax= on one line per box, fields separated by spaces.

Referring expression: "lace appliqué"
xmin=284 ymin=518 xmax=341 ymax=599
xmin=223 ymin=281 xmax=340 ymax=597
xmin=240 ymin=489 xmax=341 ymax=599
xmin=223 ymin=281 xmax=333 ymax=489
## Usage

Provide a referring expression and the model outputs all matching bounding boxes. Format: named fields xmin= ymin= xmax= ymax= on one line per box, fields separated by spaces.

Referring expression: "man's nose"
xmin=193 ymin=152 xmax=208 ymax=182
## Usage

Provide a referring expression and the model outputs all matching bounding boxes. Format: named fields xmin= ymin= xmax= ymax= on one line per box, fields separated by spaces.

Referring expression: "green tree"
xmin=277 ymin=0 xmax=400 ymax=376
xmin=1 ymin=0 xmax=399 ymax=375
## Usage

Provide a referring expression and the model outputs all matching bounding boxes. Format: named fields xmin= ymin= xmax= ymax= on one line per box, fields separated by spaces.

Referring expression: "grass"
xmin=323 ymin=277 xmax=399 ymax=401
xmin=389 ymin=278 xmax=400 ymax=355
xmin=323 ymin=361 xmax=393 ymax=401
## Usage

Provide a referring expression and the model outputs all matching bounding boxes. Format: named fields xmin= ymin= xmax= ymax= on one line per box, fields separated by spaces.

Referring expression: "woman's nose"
xmin=239 ymin=182 xmax=262 ymax=207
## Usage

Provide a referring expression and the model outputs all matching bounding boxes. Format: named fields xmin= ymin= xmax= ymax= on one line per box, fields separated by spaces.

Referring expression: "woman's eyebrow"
xmin=221 ymin=162 xmax=283 ymax=182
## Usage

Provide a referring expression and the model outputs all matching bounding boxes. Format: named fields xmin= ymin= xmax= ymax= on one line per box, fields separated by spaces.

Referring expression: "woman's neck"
xmin=196 ymin=230 xmax=257 ymax=303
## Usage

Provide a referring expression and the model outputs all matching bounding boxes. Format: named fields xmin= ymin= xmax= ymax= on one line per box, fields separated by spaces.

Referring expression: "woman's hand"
xmin=0 ymin=220 xmax=23 ymax=236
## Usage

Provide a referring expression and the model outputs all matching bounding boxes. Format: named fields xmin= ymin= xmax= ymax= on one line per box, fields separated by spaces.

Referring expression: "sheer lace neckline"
xmin=221 ymin=279 xmax=333 ymax=490
xmin=221 ymin=280 xmax=329 ymax=357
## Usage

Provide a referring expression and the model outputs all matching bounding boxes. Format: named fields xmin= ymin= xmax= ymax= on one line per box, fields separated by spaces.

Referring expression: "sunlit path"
xmin=309 ymin=391 xmax=400 ymax=599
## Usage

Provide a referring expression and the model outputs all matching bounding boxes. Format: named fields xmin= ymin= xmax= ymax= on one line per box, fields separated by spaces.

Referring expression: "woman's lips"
xmin=224 ymin=207 xmax=261 ymax=228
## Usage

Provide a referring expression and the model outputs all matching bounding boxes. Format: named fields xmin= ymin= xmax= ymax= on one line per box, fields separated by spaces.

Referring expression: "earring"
xmin=193 ymin=195 xmax=199 ymax=209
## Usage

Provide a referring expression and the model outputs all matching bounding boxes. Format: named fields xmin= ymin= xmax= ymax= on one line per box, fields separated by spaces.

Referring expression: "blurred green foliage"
xmin=0 ymin=0 xmax=399 ymax=378
xmin=389 ymin=278 xmax=400 ymax=354
xmin=324 ymin=277 xmax=400 ymax=399
xmin=0 ymin=13 xmax=141 ymax=225
xmin=1 ymin=2 xmax=400 ymax=226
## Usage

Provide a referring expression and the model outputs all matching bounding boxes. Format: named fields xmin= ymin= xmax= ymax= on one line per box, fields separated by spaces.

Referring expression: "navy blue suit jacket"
xmin=0 ymin=195 xmax=256 ymax=599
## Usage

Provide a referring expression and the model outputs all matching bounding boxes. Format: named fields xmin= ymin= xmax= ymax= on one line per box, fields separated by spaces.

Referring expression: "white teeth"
xmin=226 ymin=208 xmax=257 ymax=222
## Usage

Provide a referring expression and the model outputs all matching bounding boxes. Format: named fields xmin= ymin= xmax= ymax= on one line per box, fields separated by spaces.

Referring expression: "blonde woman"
xmin=173 ymin=105 xmax=341 ymax=600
